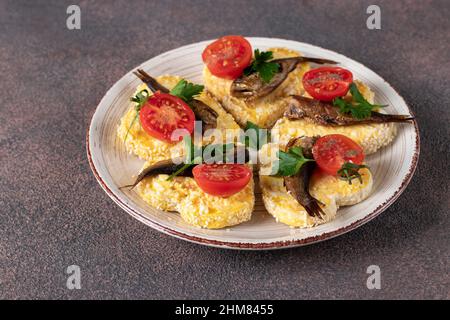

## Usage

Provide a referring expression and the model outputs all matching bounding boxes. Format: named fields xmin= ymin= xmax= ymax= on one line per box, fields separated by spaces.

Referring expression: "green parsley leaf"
xmin=333 ymin=97 xmax=350 ymax=113
xmin=169 ymin=80 xmax=204 ymax=103
xmin=166 ymin=136 xmax=238 ymax=180
xmin=333 ymin=83 xmax=384 ymax=120
xmin=334 ymin=96 xmax=373 ymax=119
xmin=255 ymin=49 xmax=274 ymax=62
xmin=125 ymin=89 xmax=150 ymax=141
xmin=131 ymin=89 xmax=150 ymax=110
xmin=242 ymin=121 xmax=270 ymax=150
xmin=350 ymin=103 xmax=373 ymax=119
xmin=258 ymin=62 xmax=280 ymax=83
xmin=166 ymin=136 xmax=201 ymax=181
xmin=337 ymin=162 xmax=369 ymax=185
xmin=124 ymin=113 xmax=139 ymax=143
xmin=244 ymin=49 xmax=280 ymax=83
xmin=349 ymin=82 xmax=366 ymax=102
xmin=166 ymin=163 xmax=194 ymax=181
xmin=275 ymin=146 xmax=314 ymax=176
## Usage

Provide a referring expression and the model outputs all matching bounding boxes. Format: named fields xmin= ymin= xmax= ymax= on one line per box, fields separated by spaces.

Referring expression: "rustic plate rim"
xmin=86 ymin=37 xmax=420 ymax=250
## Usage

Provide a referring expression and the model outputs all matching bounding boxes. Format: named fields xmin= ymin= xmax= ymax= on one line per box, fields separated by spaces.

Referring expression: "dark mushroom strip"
xmin=230 ymin=56 xmax=337 ymax=101
xmin=122 ymin=145 xmax=251 ymax=189
xmin=120 ymin=157 xmax=192 ymax=190
xmin=189 ymin=99 xmax=218 ymax=132
xmin=133 ymin=69 xmax=170 ymax=93
xmin=283 ymin=136 xmax=325 ymax=219
xmin=133 ymin=69 xmax=218 ymax=131
xmin=285 ymin=96 xmax=415 ymax=126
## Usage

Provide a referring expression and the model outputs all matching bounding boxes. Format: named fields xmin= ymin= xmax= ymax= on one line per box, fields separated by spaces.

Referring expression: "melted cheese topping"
xmin=136 ymin=174 xmax=254 ymax=229
xmin=117 ymin=75 xmax=241 ymax=164
xmin=260 ymin=168 xmax=372 ymax=228
xmin=118 ymin=75 xmax=252 ymax=229
xmin=258 ymin=143 xmax=372 ymax=228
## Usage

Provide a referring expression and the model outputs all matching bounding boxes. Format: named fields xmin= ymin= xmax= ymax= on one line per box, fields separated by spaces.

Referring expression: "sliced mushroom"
xmin=230 ymin=56 xmax=337 ymax=101
xmin=189 ymin=99 xmax=218 ymax=132
xmin=285 ymin=96 xmax=415 ymax=126
xmin=282 ymin=136 xmax=325 ymax=219
xmin=121 ymin=157 xmax=192 ymax=189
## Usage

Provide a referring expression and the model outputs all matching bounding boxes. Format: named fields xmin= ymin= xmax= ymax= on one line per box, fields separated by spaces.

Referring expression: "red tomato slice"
xmin=312 ymin=134 xmax=364 ymax=175
xmin=202 ymin=35 xmax=253 ymax=80
xmin=139 ymin=92 xmax=195 ymax=142
xmin=303 ymin=67 xmax=353 ymax=101
xmin=192 ymin=164 xmax=252 ymax=197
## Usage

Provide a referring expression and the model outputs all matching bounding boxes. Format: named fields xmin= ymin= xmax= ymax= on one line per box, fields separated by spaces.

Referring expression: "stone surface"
xmin=0 ymin=0 xmax=449 ymax=299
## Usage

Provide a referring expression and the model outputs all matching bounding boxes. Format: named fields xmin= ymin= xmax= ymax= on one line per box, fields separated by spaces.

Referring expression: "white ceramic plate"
xmin=87 ymin=37 xmax=419 ymax=250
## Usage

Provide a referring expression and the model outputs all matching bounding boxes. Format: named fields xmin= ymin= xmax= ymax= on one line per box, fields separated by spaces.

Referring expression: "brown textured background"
xmin=0 ymin=0 xmax=449 ymax=299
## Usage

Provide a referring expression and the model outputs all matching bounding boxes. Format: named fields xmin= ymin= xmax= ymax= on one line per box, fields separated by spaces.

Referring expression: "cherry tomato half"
xmin=202 ymin=35 xmax=253 ymax=80
xmin=139 ymin=92 xmax=195 ymax=143
xmin=303 ymin=67 xmax=353 ymax=101
xmin=312 ymin=134 xmax=364 ymax=175
xmin=192 ymin=164 xmax=252 ymax=197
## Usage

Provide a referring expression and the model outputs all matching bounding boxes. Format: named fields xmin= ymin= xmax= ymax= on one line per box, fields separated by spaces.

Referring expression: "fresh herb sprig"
xmin=131 ymin=89 xmax=150 ymax=107
xmin=166 ymin=163 xmax=194 ymax=181
xmin=166 ymin=136 xmax=238 ymax=180
xmin=337 ymin=162 xmax=369 ymax=184
xmin=242 ymin=121 xmax=270 ymax=150
xmin=170 ymin=80 xmax=204 ymax=103
xmin=166 ymin=136 xmax=201 ymax=181
xmin=275 ymin=146 xmax=315 ymax=176
xmin=333 ymin=83 xmax=385 ymax=120
xmin=125 ymin=89 xmax=150 ymax=141
xmin=244 ymin=49 xmax=280 ymax=83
